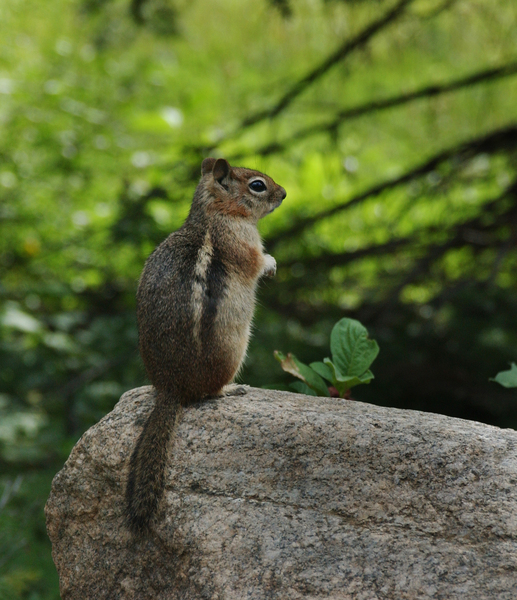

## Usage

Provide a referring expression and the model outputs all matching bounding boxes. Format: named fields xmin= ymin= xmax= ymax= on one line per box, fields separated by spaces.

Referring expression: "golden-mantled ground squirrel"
xmin=126 ymin=157 xmax=286 ymax=533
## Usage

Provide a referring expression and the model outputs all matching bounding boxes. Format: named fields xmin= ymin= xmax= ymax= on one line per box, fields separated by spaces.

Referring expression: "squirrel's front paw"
xmin=262 ymin=254 xmax=277 ymax=278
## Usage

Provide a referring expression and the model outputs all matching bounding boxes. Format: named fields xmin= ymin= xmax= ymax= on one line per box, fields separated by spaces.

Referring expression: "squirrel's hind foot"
xmin=208 ymin=384 xmax=249 ymax=399
xmin=224 ymin=383 xmax=249 ymax=397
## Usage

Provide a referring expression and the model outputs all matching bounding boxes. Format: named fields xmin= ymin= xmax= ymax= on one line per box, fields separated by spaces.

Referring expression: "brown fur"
xmin=125 ymin=158 xmax=286 ymax=534
xmin=231 ymin=244 xmax=262 ymax=280
xmin=207 ymin=198 xmax=252 ymax=218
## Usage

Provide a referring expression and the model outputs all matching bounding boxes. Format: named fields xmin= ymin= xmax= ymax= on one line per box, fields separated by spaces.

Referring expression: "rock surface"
xmin=46 ymin=386 xmax=517 ymax=599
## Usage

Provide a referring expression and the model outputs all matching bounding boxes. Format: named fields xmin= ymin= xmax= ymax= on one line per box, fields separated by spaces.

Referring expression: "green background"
xmin=1 ymin=0 xmax=516 ymax=596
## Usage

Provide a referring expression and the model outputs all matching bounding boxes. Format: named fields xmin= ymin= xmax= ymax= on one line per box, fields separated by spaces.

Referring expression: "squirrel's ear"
xmin=201 ymin=157 xmax=230 ymax=182
xmin=201 ymin=157 xmax=217 ymax=175
xmin=212 ymin=158 xmax=230 ymax=183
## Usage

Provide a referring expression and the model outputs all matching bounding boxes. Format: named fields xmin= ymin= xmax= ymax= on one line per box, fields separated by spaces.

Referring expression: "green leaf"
xmin=490 ymin=363 xmax=517 ymax=389
xmin=309 ymin=361 xmax=334 ymax=383
xmin=274 ymin=351 xmax=330 ymax=397
xmin=358 ymin=369 xmax=375 ymax=384
xmin=322 ymin=357 xmax=343 ymax=382
xmin=321 ymin=358 xmax=354 ymax=395
xmin=330 ymin=318 xmax=379 ymax=377
xmin=323 ymin=359 xmax=375 ymax=395
xmin=290 ymin=381 xmax=318 ymax=396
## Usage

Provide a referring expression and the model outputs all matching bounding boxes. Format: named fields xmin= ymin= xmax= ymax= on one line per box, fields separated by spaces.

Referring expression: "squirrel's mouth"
xmin=266 ymin=200 xmax=283 ymax=214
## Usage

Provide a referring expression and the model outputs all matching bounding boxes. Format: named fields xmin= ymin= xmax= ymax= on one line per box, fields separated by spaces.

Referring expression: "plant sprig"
xmin=275 ymin=318 xmax=379 ymax=398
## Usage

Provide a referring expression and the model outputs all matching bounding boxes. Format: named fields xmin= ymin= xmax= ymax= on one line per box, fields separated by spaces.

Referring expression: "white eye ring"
xmin=248 ymin=178 xmax=267 ymax=193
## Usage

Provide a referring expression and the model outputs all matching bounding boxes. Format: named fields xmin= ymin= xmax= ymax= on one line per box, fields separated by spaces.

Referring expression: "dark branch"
xmin=131 ymin=0 xmax=147 ymax=24
xmin=275 ymin=179 xmax=517 ymax=302
xmin=279 ymin=177 xmax=517 ymax=272
xmin=241 ymin=0 xmax=415 ymax=128
xmin=268 ymin=0 xmax=292 ymax=18
xmin=266 ymin=124 xmax=517 ymax=251
xmin=280 ymin=237 xmax=413 ymax=270
xmin=366 ymin=180 xmax=517 ymax=317
xmin=267 ymin=179 xmax=517 ymax=322
xmin=248 ymin=61 xmax=517 ymax=158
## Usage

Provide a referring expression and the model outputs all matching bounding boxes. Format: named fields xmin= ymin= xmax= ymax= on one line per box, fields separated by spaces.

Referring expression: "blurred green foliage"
xmin=1 ymin=0 xmax=516 ymax=596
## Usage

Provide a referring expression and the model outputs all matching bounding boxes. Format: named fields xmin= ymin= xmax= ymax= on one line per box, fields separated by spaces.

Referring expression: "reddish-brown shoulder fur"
xmin=230 ymin=243 xmax=262 ymax=280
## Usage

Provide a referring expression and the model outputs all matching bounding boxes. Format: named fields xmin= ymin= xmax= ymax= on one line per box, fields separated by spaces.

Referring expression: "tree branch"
xmin=266 ymin=124 xmax=517 ymax=251
xmin=131 ymin=0 xmax=147 ymax=24
xmin=265 ymin=179 xmax=517 ymax=323
xmin=274 ymin=179 xmax=517 ymax=304
xmin=279 ymin=178 xmax=517 ymax=273
xmin=247 ymin=61 xmax=517 ymax=158
xmin=280 ymin=237 xmax=413 ymax=270
xmin=241 ymin=0 xmax=415 ymax=128
xmin=367 ymin=182 xmax=517 ymax=318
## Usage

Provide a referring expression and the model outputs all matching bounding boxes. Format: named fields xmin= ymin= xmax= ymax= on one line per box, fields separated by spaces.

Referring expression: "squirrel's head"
xmin=197 ymin=157 xmax=286 ymax=222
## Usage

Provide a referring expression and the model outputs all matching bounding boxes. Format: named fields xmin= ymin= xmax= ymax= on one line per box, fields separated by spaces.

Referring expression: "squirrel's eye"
xmin=249 ymin=180 xmax=267 ymax=193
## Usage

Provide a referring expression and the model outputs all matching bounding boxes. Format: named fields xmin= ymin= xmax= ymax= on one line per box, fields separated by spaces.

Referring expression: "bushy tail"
xmin=125 ymin=393 xmax=179 ymax=534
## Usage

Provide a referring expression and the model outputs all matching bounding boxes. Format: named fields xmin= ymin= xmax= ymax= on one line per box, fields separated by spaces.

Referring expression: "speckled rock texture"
xmin=46 ymin=386 xmax=517 ymax=600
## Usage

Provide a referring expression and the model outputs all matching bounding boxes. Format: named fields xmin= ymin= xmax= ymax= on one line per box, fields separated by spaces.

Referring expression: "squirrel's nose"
xmin=279 ymin=187 xmax=287 ymax=200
